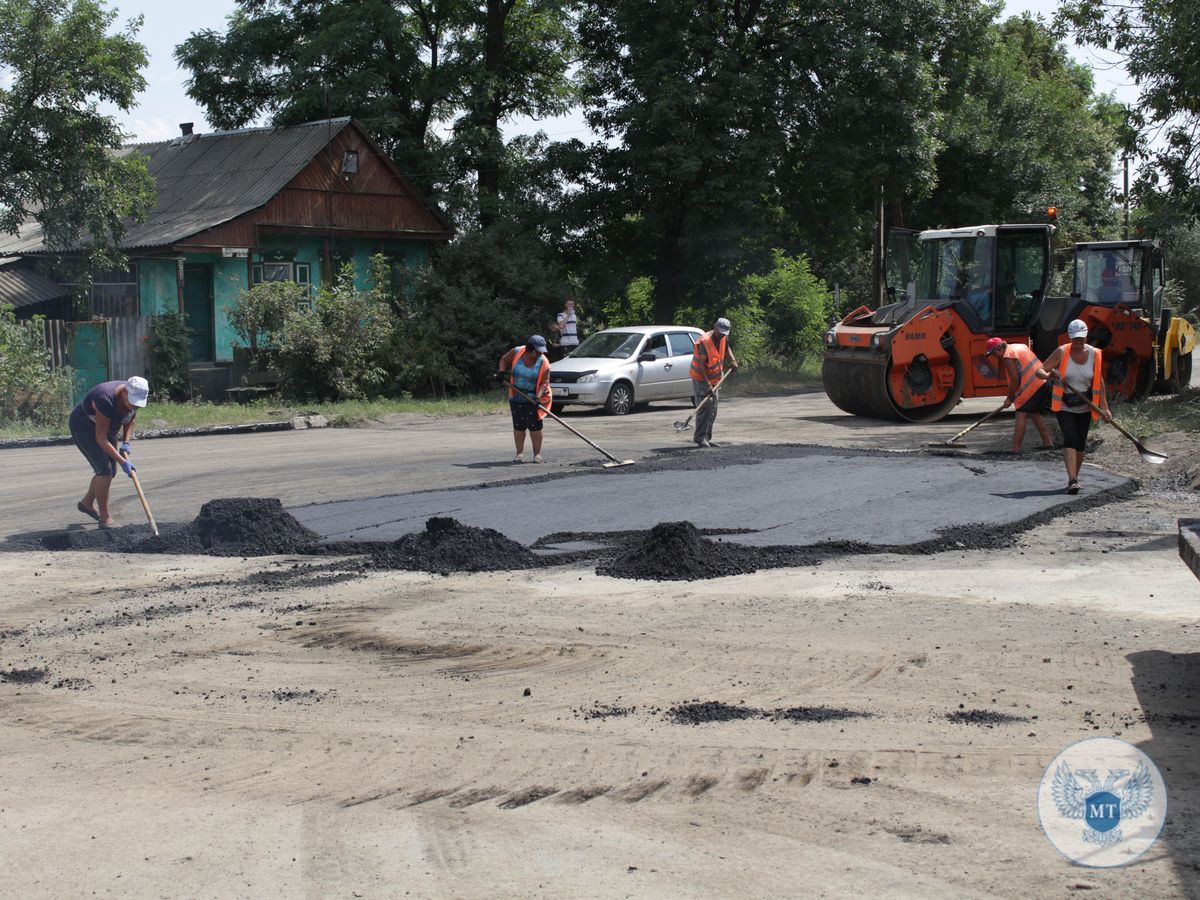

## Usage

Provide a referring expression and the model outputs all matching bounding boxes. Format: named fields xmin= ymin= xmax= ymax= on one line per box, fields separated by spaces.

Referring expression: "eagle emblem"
xmin=1052 ymin=762 xmax=1155 ymax=846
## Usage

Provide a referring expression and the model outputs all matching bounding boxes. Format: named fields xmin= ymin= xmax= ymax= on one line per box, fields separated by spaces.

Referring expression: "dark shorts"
xmin=70 ymin=414 xmax=117 ymax=477
xmin=1057 ymin=409 xmax=1092 ymax=452
xmin=509 ymin=400 xmax=544 ymax=432
xmin=1017 ymin=382 xmax=1050 ymax=414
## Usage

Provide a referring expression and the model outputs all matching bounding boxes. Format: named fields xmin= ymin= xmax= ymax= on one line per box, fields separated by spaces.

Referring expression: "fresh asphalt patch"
xmin=288 ymin=444 xmax=1131 ymax=550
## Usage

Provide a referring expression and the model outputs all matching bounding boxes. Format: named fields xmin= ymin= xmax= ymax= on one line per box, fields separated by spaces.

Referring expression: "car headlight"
xmin=577 ymin=372 xmax=599 ymax=384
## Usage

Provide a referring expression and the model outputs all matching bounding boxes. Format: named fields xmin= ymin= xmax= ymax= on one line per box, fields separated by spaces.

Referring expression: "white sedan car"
xmin=549 ymin=325 xmax=704 ymax=415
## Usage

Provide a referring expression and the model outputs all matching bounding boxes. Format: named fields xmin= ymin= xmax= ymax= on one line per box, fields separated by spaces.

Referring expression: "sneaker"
xmin=513 ymin=454 xmax=524 ymax=463
xmin=533 ymin=454 xmax=545 ymax=464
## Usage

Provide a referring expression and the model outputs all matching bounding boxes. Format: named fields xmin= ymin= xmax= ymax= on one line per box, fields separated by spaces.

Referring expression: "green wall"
xmin=136 ymin=237 xmax=435 ymax=364
xmin=138 ymin=259 xmax=178 ymax=316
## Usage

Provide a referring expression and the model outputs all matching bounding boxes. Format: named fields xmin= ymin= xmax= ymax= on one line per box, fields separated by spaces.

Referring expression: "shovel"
xmin=928 ymin=404 xmax=1006 ymax=447
xmin=673 ymin=369 xmax=733 ymax=431
xmin=1058 ymin=379 xmax=1168 ymax=465
xmin=129 ymin=469 xmax=160 ymax=536
xmin=504 ymin=381 xmax=635 ymax=468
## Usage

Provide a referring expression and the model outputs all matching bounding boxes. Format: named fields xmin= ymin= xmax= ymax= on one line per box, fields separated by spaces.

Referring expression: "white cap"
xmin=715 ymin=317 xmax=731 ymax=335
xmin=125 ymin=376 xmax=150 ymax=407
xmin=1067 ymin=319 xmax=1088 ymax=340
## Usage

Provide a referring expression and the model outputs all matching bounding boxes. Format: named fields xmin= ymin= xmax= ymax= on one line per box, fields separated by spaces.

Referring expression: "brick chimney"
xmin=179 ymin=123 xmax=194 ymax=136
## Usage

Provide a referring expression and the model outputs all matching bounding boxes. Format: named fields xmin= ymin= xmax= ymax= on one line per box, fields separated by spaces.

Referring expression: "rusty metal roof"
xmin=0 ymin=259 xmax=71 ymax=308
xmin=0 ymin=118 xmax=354 ymax=254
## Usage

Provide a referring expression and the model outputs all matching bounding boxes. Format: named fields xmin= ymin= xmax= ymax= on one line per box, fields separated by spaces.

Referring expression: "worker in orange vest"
xmin=498 ymin=335 xmax=553 ymax=463
xmin=985 ymin=337 xmax=1054 ymax=453
xmin=1036 ymin=319 xmax=1113 ymax=494
xmin=689 ymin=317 xmax=739 ymax=447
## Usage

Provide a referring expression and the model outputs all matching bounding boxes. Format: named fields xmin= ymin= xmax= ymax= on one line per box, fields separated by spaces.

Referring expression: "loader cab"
xmin=1073 ymin=240 xmax=1164 ymax=324
xmin=885 ymin=224 xmax=1052 ymax=333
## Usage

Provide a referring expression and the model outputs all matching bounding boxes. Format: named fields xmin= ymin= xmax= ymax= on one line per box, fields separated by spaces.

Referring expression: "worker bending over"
xmin=985 ymin=337 xmax=1053 ymax=453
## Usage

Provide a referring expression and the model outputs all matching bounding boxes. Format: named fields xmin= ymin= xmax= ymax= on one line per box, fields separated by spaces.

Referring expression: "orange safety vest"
xmin=505 ymin=347 xmax=552 ymax=419
xmin=1004 ymin=343 xmax=1044 ymax=408
xmin=690 ymin=332 xmax=727 ymax=386
xmin=1050 ymin=345 xmax=1104 ymax=421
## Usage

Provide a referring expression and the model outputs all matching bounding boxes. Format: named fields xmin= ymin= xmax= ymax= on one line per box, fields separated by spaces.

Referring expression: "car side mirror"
xmin=637 ymin=352 xmax=656 ymax=363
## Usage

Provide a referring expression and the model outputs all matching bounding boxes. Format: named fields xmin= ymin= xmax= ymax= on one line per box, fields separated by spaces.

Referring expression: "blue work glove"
xmin=121 ymin=459 xmax=136 ymax=478
xmin=119 ymin=441 xmax=132 ymax=457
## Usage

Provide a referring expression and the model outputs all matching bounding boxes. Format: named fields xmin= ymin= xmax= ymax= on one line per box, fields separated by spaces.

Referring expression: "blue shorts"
xmin=70 ymin=414 xmax=118 ymax=477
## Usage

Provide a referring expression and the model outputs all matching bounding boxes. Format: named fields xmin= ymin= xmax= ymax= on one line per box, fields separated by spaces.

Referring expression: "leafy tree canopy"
xmin=1060 ymin=0 xmax=1200 ymax=219
xmin=0 ymin=0 xmax=154 ymax=259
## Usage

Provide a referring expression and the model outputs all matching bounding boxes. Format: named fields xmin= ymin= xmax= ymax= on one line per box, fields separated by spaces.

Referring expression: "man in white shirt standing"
xmin=552 ymin=297 xmax=580 ymax=360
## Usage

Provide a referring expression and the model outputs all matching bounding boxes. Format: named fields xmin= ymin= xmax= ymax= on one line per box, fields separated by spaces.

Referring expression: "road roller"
xmin=822 ymin=224 xmax=1056 ymax=422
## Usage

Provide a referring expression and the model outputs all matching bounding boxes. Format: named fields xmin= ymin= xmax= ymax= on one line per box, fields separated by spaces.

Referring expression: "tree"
xmin=913 ymin=14 xmax=1121 ymax=242
xmin=0 ymin=0 xmax=154 ymax=258
xmin=176 ymin=0 xmax=576 ymax=225
xmin=574 ymin=0 xmax=951 ymax=324
xmin=1059 ymin=0 xmax=1200 ymax=219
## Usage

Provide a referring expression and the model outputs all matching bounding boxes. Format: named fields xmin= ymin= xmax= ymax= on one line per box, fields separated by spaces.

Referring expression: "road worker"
xmin=689 ymin=317 xmax=739 ymax=448
xmin=985 ymin=337 xmax=1053 ymax=453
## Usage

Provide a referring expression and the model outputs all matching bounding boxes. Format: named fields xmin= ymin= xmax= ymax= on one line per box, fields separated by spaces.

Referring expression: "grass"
xmin=0 ymin=360 xmax=824 ymax=441
xmin=722 ymin=358 xmax=824 ymax=397
xmin=1109 ymin=387 xmax=1200 ymax=438
xmin=0 ymin=393 xmax=509 ymax=440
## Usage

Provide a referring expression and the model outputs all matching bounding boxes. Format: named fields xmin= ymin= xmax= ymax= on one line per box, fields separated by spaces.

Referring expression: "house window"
xmin=90 ymin=263 xmax=139 ymax=317
xmin=341 ymin=151 xmax=359 ymax=175
xmin=252 ymin=260 xmax=313 ymax=308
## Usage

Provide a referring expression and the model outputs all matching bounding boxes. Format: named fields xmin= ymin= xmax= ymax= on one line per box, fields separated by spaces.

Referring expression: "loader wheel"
xmin=1179 ymin=350 xmax=1193 ymax=390
xmin=1161 ymin=349 xmax=1184 ymax=394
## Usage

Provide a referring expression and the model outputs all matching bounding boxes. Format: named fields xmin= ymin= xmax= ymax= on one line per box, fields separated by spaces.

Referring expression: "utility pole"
xmin=1122 ymin=154 xmax=1130 ymax=240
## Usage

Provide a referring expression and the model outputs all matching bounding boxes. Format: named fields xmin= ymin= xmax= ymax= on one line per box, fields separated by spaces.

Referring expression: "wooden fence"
xmin=25 ymin=316 xmax=152 ymax=381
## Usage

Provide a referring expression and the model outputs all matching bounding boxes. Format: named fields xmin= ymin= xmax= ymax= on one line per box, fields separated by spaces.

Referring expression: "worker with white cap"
xmin=69 ymin=376 xmax=150 ymax=526
xmin=1035 ymin=320 xmax=1112 ymax=494
xmin=689 ymin=316 xmax=739 ymax=447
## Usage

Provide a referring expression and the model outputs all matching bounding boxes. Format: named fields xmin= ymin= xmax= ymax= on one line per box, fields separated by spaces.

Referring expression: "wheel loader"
xmin=1032 ymin=240 xmax=1195 ymax=398
xmin=822 ymin=225 xmax=1196 ymax=422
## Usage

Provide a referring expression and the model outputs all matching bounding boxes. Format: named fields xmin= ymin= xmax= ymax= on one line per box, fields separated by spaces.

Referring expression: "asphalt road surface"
xmin=0 ymin=390 xmax=1129 ymax=542
xmin=289 ymin=446 xmax=1130 ymax=548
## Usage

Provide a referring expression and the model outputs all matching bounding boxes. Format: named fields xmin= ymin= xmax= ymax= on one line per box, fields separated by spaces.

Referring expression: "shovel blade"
xmin=1136 ymin=436 xmax=1168 ymax=465
xmin=603 ymin=459 xmax=636 ymax=468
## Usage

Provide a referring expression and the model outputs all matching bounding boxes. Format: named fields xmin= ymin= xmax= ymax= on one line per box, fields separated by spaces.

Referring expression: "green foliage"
xmin=395 ymin=223 xmax=566 ymax=395
xmin=914 ymin=14 xmax=1120 ymax=240
xmin=1061 ymin=0 xmax=1200 ymax=219
xmin=149 ymin=313 xmax=191 ymax=402
xmin=0 ymin=0 xmax=154 ymax=261
xmin=0 ymin=304 xmax=72 ymax=425
xmin=601 ymin=276 xmax=653 ymax=328
xmin=228 ymin=280 xmax=300 ymax=366
xmin=274 ymin=263 xmax=397 ymax=402
xmin=740 ymin=252 xmax=833 ymax=363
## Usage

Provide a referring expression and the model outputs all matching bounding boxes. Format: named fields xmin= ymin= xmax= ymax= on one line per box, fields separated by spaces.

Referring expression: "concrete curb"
xmin=1179 ymin=518 xmax=1200 ymax=582
xmin=0 ymin=416 xmax=329 ymax=451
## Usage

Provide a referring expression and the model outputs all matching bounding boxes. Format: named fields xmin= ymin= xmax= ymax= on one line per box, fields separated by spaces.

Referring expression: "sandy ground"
xmin=1 ymin=389 xmax=1198 ymax=898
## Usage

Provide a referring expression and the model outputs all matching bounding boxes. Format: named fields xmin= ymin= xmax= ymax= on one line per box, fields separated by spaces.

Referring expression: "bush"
xmin=0 ymin=304 xmax=72 ymax=425
xmin=741 ymin=250 xmax=832 ymax=363
xmin=228 ymin=280 xmax=299 ymax=368
xmin=149 ymin=313 xmax=191 ymax=401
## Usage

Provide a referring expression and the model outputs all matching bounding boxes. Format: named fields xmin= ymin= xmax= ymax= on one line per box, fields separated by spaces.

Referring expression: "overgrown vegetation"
xmin=0 ymin=304 xmax=72 ymax=425
xmin=149 ymin=312 xmax=190 ymax=401
xmin=1109 ymin=388 xmax=1200 ymax=438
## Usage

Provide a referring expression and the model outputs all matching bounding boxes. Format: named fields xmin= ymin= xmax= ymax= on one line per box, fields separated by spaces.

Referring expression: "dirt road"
xmin=1 ymin=390 xmax=1197 ymax=898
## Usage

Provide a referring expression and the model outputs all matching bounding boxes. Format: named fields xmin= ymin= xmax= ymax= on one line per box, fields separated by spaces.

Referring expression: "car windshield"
xmin=569 ymin=332 xmax=643 ymax=359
